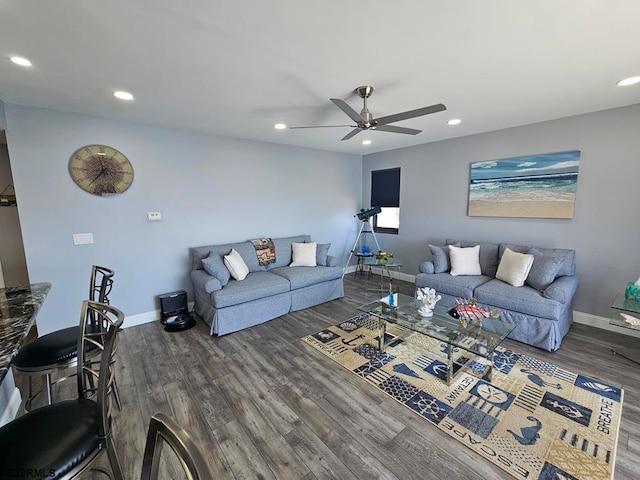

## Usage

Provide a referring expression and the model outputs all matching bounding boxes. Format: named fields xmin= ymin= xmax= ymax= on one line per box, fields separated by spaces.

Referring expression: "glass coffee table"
xmin=610 ymin=293 xmax=640 ymax=364
xmin=358 ymin=293 xmax=516 ymax=385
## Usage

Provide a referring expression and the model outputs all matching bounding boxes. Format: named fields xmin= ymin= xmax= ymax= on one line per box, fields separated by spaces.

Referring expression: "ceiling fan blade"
xmin=341 ymin=128 xmax=362 ymax=141
xmin=330 ymin=98 xmax=367 ymax=124
xmin=289 ymin=124 xmax=355 ymax=129
xmin=374 ymin=103 xmax=447 ymax=126
xmin=373 ymin=124 xmax=421 ymax=135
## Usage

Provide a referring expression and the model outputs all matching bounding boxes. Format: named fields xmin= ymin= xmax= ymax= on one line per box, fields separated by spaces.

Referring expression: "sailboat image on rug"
xmin=302 ymin=313 xmax=623 ymax=480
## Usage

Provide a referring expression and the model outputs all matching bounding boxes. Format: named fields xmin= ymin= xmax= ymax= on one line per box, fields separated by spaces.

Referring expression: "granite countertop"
xmin=0 ymin=282 xmax=51 ymax=383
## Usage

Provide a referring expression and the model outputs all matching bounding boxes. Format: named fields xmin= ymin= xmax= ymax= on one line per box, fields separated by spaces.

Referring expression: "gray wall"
xmin=362 ymin=104 xmax=640 ymax=318
xmin=4 ymin=104 xmax=362 ymax=334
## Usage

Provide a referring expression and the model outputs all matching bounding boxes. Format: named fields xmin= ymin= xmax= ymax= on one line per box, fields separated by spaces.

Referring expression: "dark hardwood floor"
xmin=20 ymin=274 xmax=640 ymax=479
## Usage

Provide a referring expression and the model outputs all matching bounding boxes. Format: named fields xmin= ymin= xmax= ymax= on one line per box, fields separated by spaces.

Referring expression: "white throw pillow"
xmin=223 ymin=248 xmax=249 ymax=281
xmin=496 ymin=248 xmax=534 ymax=287
xmin=290 ymin=242 xmax=317 ymax=267
xmin=449 ymin=245 xmax=482 ymax=276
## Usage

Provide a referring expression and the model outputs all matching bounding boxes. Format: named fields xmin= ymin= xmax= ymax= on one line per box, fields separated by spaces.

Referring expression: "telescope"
xmin=355 ymin=206 xmax=382 ymax=221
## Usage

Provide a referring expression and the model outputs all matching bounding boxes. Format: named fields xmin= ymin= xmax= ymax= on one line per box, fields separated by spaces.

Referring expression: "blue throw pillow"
xmin=316 ymin=243 xmax=331 ymax=266
xmin=525 ymin=248 xmax=565 ymax=291
xmin=202 ymin=251 xmax=231 ymax=286
xmin=429 ymin=243 xmax=460 ymax=273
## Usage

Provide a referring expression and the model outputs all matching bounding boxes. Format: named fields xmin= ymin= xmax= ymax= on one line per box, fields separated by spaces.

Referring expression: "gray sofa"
xmin=415 ymin=239 xmax=578 ymax=351
xmin=190 ymin=235 xmax=344 ymax=335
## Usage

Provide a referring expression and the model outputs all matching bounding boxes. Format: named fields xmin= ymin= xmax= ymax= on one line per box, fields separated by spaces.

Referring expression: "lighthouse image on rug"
xmin=448 ymin=298 xmax=500 ymax=327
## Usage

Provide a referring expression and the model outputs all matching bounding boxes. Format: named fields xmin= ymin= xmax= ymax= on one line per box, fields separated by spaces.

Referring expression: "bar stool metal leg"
xmin=43 ymin=373 xmax=52 ymax=406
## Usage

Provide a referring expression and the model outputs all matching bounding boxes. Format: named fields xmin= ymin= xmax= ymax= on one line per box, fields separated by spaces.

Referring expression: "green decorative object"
xmin=625 ymin=282 xmax=640 ymax=302
xmin=376 ymin=251 xmax=394 ymax=263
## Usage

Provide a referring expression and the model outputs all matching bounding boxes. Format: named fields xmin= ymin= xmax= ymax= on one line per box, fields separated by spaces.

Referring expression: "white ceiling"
xmin=1 ymin=1 xmax=639 ymax=155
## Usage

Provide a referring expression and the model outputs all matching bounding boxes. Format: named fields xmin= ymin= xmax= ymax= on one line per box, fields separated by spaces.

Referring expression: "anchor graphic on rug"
xmin=342 ymin=334 xmax=365 ymax=346
xmin=507 ymin=416 xmax=542 ymax=445
xmin=520 ymin=369 xmax=562 ymax=389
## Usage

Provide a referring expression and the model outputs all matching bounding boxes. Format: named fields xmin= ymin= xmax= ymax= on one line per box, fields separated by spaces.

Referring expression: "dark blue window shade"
xmin=371 ymin=168 xmax=400 ymax=207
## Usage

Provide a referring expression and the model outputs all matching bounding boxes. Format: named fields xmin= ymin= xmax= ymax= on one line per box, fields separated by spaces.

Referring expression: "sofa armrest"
xmin=191 ymin=270 xmax=223 ymax=294
xmin=543 ymin=275 xmax=578 ymax=304
xmin=419 ymin=261 xmax=435 ymax=274
xmin=326 ymin=255 xmax=338 ymax=267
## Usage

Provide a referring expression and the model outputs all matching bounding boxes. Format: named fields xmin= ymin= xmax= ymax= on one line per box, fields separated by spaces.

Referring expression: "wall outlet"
xmin=147 ymin=212 xmax=162 ymax=221
xmin=73 ymin=233 xmax=93 ymax=245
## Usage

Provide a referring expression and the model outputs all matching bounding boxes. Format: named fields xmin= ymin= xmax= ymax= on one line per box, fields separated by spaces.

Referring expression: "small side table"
xmin=354 ymin=252 xmax=374 ymax=277
xmin=610 ymin=293 xmax=640 ymax=364
xmin=362 ymin=258 xmax=403 ymax=293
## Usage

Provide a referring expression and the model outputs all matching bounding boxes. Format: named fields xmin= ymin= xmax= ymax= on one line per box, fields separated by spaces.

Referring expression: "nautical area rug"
xmin=302 ymin=313 xmax=624 ymax=480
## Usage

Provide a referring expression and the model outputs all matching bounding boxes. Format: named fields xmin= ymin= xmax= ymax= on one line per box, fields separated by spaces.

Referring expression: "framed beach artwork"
xmin=468 ymin=150 xmax=580 ymax=219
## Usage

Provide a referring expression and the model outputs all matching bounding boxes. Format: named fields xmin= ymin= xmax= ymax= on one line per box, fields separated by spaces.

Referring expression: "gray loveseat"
xmin=415 ymin=238 xmax=578 ymax=351
xmin=191 ymin=235 xmax=344 ymax=335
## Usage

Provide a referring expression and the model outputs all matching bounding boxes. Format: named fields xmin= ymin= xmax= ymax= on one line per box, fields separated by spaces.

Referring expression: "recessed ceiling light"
xmin=9 ymin=56 xmax=32 ymax=67
xmin=274 ymin=123 xmax=287 ymax=130
xmin=113 ymin=91 xmax=134 ymax=100
xmin=447 ymin=119 xmax=461 ymax=126
xmin=362 ymin=140 xmax=372 ymax=145
xmin=617 ymin=76 xmax=640 ymax=86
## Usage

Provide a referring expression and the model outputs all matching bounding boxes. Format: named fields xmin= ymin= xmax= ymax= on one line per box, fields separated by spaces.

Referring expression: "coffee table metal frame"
xmin=610 ymin=293 xmax=640 ymax=365
xmin=359 ymin=293 xmax=516 ymax=385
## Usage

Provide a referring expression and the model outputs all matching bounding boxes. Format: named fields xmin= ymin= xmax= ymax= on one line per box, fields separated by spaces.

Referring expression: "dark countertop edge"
xmin=0 ymin=282 xmax=52 ymax=384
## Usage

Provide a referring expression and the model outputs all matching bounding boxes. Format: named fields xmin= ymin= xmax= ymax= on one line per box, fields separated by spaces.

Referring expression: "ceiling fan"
xmin=289 ymin=85 xmax=446 ymax=141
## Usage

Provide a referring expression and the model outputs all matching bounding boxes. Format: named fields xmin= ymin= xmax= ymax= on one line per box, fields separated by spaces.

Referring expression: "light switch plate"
xmin=147 ymin=212 xmax=162 ymax=221
xmin=73 ymin=233 xmax=94 ymax=245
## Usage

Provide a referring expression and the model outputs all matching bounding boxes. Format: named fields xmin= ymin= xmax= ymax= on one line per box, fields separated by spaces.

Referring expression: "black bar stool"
xmin=13 ymin=265 xmax=120 ymax=411
xmin=0 ymin=300 xmax=125 ymax=479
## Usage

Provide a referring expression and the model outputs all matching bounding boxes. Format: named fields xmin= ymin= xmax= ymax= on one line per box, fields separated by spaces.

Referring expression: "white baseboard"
xmin=0 ymin=387 xmax=21 ymax=427
xmin=124 ymin=309 xmax=159 ymax=328
xmin=344 ymin=265 xmax=357 ymax=274
xmin=573 ymin=310 xmax=640 ymax=338
xmin=124 ymin=301 xmax=195 ymax=329
xmin=365 ymin=266 xmax=415 ymax=284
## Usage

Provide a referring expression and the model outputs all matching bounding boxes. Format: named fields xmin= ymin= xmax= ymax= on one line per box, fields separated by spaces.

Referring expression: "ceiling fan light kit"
xmin=290 ymin=85 xmax=446 ymax=141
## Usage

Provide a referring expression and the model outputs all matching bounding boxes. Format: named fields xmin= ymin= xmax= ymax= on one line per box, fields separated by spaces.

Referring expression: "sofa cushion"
xmin=211 ymin=271 xmax=291 ymax=308
xmin=265 ymin=235 xmax=312 ymax=269
xmin=316 ymin=243 xmax=331 ymax=266
xmin=446 ymin=239 xmax=500 ymax=277
xmin=191 ymin=241 xmax=266 ymax=273
xmin=415 ymin=273 xmax=492 ymax=298
xmin=224 ymin=249 xmax=250 ymax=281
xmin=232 ymin=242 xmax=268 ymax=273
xmin=495 ymin=248 xmax=534 ymax=287
xmin=419 ymin=261 xmax=435 ymax=274
xmin=290 ymin=242 xmax=317 ymax=267
xmin=429 ymin=243 xmax=459 ymax=273
xmin=474 ymin=279 xmax=562 ymax=320
xmin=449 ymin=245 xmax=482 ymax=276
xmin=270 ymin=266 xmax=343 ymax=290
xmin=526 ymin=248 xmax=566 ymax=291
xmin=201 ymin=252 xmax=231 ymax=286
xmin=499 ymin=243 xmax=575 ymax=277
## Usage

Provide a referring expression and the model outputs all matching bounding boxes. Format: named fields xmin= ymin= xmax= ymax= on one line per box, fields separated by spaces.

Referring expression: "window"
xmin=370 ymin=167 xmax=400 ymax=234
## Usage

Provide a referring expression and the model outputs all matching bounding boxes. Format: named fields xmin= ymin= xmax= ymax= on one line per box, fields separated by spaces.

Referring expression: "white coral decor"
xmin=416 ymin=287 xmax=441 ymax=317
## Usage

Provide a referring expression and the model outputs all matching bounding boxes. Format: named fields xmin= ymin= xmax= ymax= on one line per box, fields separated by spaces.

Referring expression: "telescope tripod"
xmin=344 ymin=217 xmax=382 ymax=275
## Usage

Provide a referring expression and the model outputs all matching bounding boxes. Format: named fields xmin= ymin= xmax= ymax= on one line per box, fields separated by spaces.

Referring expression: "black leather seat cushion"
xmin=13 ymin=326 xmax=80 ymax=369
xmin=0 ymin=399 xmax=100 ymax=479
